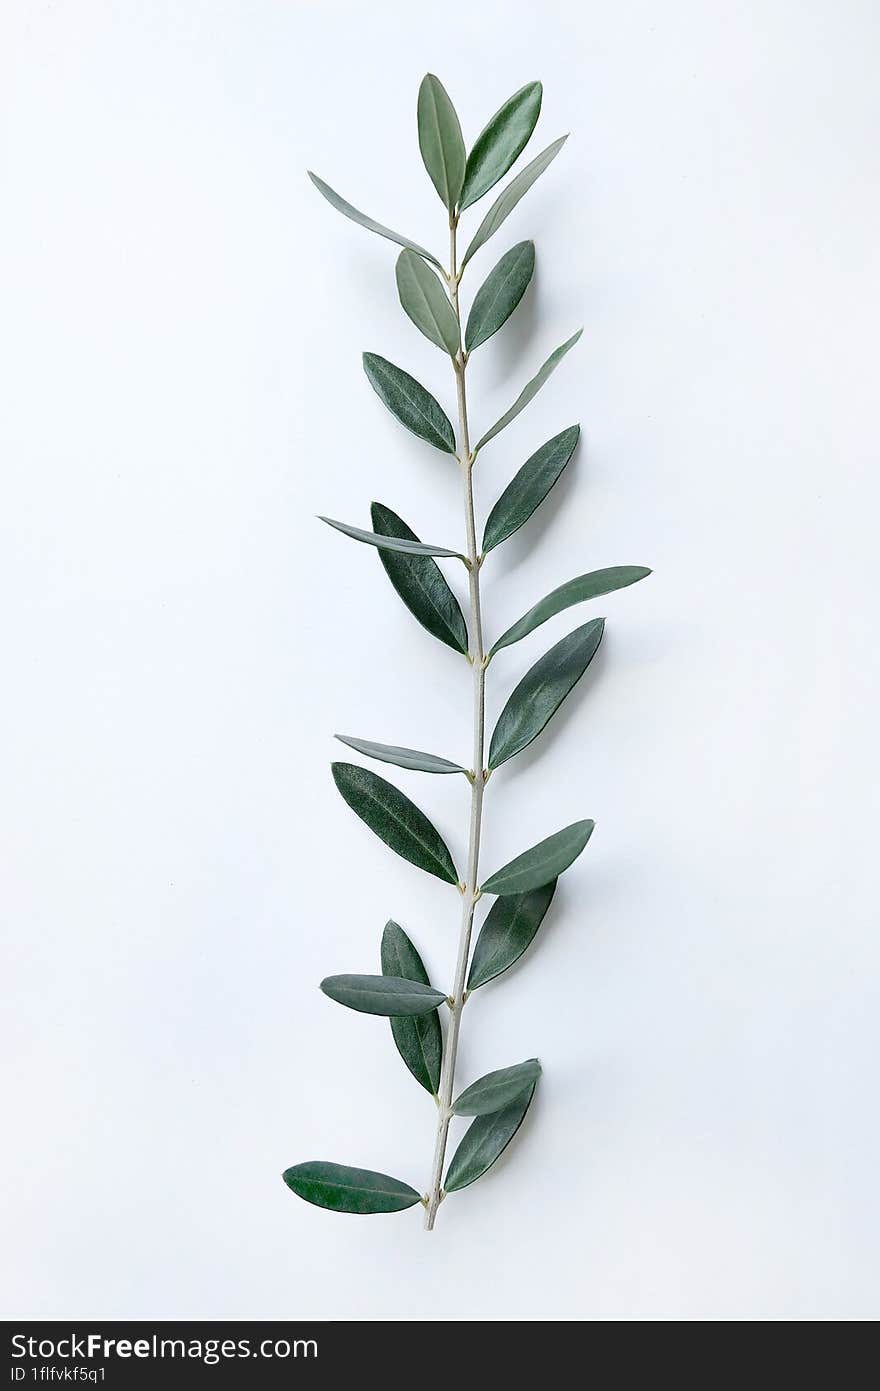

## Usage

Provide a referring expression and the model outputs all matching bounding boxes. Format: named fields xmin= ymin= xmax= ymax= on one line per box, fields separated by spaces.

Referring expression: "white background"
xmin=2 ymin=0 xmax=878 ymax=1322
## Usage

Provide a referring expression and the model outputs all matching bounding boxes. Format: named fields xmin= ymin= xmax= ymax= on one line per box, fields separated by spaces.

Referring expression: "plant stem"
xmin=424 ymin=214 xmax=486 ymax=1231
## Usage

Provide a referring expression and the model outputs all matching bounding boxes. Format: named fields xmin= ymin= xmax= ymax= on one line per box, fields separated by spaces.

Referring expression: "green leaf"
xmin=459 ymin=82 xmax=543 ymax=211
xmin=307 ymin=171 xmax=442 ymax=270
xmin=488 ymin=619 xmax=604 ymax=770
xmin=482 ymin=425 xmax=579 ymax=552
xmin=381 ymin=921 xmax=443 ymax=1095
xmin=465 ymin=241 xmax=535 ymax=353
xmin=335 ymin=735 xmax=467 ymax=776
xmin=490 ymin=567 xmax=652 ymax=655
xmin=396 ymin=250 xmax=460 ymax=355
xmin=444 ymin=1083 xmax=536 ymax=1192
xmin=462 ymin=135 xmax=567 ymax=267
xmin=370 ymin=502 xmax=469 ymax=654
xmin=363 ymin=353 xmax=456 ymax=453
xmin=321 ymin=973 xmax=447 ymax=1016
xmin=481 ymin=820 xmax=594 ymax=896
xmin=319 ymin=514 xmax=464 ymax=560
xmin=283 ymin=1161 xmax=421 ymax=1214
xmin=332 ymin=762 xmax=459 ymax=885
xmin=467 ymin=880 xmax=556 ymax=990
xmin=417 ymin=74 xmax=466 ymax=210
xmin=474 ymin=332 xmax=582 ymax=454
xmin=452 ymin=1058 xmax=542 ymax=1116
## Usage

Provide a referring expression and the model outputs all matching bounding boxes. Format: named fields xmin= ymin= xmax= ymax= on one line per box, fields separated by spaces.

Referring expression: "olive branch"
xmin=283 ymin=75 xmax=650 ymax=1230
